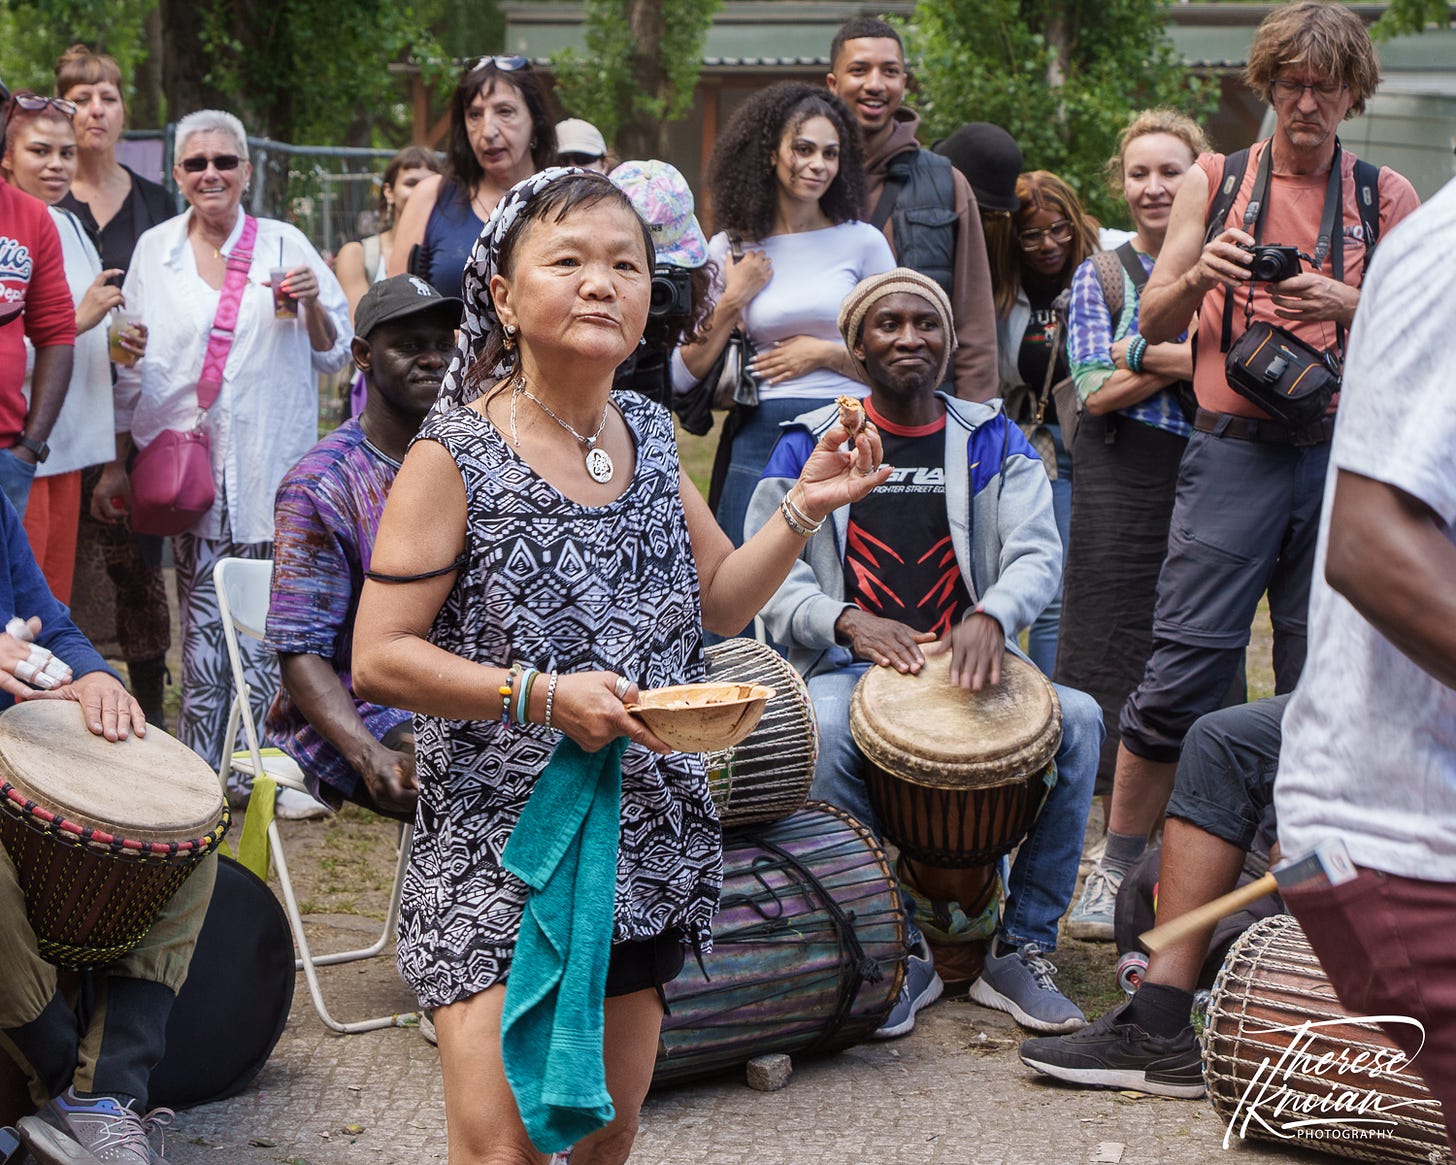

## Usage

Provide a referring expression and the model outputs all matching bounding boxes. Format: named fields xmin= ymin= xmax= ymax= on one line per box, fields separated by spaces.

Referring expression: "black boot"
xmin=125 ymin=657 xmax=168 ymax=730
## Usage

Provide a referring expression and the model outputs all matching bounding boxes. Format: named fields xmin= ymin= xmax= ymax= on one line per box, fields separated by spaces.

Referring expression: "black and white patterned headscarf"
xmin=434 ymin=166 xmax=586 ymax=413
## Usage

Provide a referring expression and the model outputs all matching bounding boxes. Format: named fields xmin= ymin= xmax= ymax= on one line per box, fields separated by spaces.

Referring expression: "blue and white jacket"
xmin=745 ymin=393 xmax=1062 ymax=679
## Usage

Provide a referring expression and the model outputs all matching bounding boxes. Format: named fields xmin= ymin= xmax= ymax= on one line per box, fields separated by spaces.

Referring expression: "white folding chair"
xmin=213 ymin=555 xmax=417 ymax=1035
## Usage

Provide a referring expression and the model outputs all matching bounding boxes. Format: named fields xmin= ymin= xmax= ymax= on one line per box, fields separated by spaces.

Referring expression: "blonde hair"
xmin=1245 ymin=1 xmax=1380 ymax=119
xmin=1104 ymin=109 xmax=1209 ymax=198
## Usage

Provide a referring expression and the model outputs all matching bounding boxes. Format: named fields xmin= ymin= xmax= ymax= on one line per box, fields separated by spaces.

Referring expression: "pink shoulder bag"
xmin=130 ymin=216 xmax=258 ymax=536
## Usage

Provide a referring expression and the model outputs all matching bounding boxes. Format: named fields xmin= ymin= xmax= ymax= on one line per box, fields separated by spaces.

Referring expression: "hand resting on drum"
xmin=834 ymin=608 xmax=937 ymax=673
xmin=2 ymin=617 xmax=146 ymax=741
xmin=925 ymin=611 xmax=1005 ymax=693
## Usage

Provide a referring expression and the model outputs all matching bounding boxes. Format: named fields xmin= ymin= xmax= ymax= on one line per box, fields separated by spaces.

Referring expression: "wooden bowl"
xmin=628 ymin=682 xmax=775 ymax=752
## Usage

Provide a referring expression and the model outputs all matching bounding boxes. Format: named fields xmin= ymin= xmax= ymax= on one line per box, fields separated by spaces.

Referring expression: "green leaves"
xmin=908 ymin=0 xmax=1216 ymax=226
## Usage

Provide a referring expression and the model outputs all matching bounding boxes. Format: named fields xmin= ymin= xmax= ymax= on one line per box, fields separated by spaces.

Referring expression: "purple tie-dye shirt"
xmin=264 ymin=418 xmax=410 ymax=800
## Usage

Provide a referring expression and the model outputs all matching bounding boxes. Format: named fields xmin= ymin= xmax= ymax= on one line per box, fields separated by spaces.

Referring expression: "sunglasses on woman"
xmin=468 ymin=55 xmax=530 ymax=74
xmin=180 ymin=154 xmax=242 ymax=173
xmin=6 ymin=92 xmax=78 ymax=118
xmin=1017 ymin=219 xmax=1075 ymax=250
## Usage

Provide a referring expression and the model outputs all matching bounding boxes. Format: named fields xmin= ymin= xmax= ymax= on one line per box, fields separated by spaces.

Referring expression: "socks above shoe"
xmin=1123 ymin=982 xmax=1196 ymax=1039
xmin=1101 ymin=830 xmax=1148 ymax=878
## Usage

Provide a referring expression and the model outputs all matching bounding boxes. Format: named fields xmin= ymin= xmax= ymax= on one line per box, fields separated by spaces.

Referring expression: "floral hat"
xmin=609 ymin=159 xmax=708 ymax=270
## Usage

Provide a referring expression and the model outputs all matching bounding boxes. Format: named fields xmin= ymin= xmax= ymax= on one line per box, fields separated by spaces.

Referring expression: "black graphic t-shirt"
xmin=1017 ymin=284 xmax=1068 ymax=427
xmin=843 ymin=401 xmax=972 ymax=637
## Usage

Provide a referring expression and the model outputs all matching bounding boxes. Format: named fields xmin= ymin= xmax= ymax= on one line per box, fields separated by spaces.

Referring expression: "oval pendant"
xmin=585 ymin=447 xmax=615 ymax=484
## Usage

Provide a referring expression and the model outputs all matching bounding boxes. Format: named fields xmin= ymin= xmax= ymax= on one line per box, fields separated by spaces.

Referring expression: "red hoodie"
xmin=0 ymin=179 xmax=76 ymax=444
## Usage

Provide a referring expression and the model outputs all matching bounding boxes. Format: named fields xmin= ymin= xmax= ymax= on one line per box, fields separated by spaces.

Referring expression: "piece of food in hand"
xmin=836 ymin=394 xmax=865 ymax=436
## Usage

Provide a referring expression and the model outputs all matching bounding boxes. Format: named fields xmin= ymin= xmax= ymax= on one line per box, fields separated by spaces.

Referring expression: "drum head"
xmin=0 ymin=701 xmax=222 ymax=843
xmin=850 ymin=651 xmax=1061 ymax=789
xmin=148 ymin=856 xmax=295 ymax=1109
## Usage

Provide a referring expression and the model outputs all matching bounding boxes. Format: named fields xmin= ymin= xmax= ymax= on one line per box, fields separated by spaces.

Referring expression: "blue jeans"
xmin=809 ymin=661 xmax=1102 ymax=952
xmin=714 ymin=397 xmax=820 ymax=547
xmin=1026 ymin=423 xmax=1071 ymax=675
xmin=0 ymin=448 xmax=38 ymax=521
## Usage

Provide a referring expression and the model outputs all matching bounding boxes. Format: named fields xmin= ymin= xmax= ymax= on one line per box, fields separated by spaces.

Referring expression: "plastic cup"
xmin=270 ymin=267 xmax=298 ymax=318
xmin=108 ymin=312 xmax=143 ymax=367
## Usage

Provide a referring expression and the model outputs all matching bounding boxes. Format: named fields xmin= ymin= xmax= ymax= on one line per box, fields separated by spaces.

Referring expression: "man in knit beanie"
xmin=746 ymin=269 xmax=1102 ymax=1038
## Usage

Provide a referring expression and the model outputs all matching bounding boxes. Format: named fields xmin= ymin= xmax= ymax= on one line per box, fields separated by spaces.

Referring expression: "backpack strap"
xmin=1088 ymin=249 xmax=1126 ymax=331
xmin=1353 ymin=157 xmax=1381 ymax=262
xmin=1204 ymin=147 xmax=1252 ymax=246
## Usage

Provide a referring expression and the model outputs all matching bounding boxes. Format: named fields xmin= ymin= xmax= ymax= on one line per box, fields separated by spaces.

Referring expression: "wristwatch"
xmin=17 ymin=435 xmax=49 ymax=463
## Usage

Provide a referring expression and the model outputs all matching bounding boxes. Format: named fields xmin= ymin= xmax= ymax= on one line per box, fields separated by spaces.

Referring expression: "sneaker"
xmin=1079 ymin=833 xmax=1107 ymax=879
xmin=1066 ymin=863 xmax=1121 ymax=941
xmin=418 ymin=1011 xmax=437 ymax=1046
xmin=873 ymin=938 xmax=943 ymax=1039
xmin=273 ymin=786 xmax=330 ymax=821
xmin=19 ymin=1089 xmax=174 ymax=1164
xmin=1019 ymin=1000 xmax=1205 ymax=1098
xmin=968 ymin=942 xmax=1086 ymax=1034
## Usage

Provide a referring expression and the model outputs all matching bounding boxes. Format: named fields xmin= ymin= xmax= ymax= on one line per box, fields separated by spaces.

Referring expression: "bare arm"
xmin=1140 ymin=166 xmax=1254 ymax=344
xmin=334 ymin=240 xmax=370 ymax=319
xmin=1324 ymin=470 xmax=1456 ymax=689
xmin=19 ymin=346 xmax=73 ymax=454
xmin=1085 ymin=337 xmax=1192 ymax=416
xmin=386 ymin=174 xmax=439 ymax=279
xmin=352 ymin=437 xmax=669 ymax=754
xmin=683 ymin=424 xmax=890 ymax=634
xmin=679 ymin=248 xmax=772 ymax=381
xmin=278 ymin=652 xmax=418 ymax=815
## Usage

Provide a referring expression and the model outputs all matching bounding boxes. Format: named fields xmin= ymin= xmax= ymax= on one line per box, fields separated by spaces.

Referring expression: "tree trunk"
xmin=130 ymin=5 xmax=166 ymax=129
xmin=158 ymin=0 xmax=230 ymax=125
xmin=620 ymin=0 xmax=669 ymax=158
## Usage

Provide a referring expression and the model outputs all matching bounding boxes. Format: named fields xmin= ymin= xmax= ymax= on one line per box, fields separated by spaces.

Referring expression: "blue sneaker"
xmin=19 ymin=1089 xmax=173 ymax=1163
xmin=968 ymin=941 xmax=1086 ymax=1033
xmin=873 ymin=938 xmax=944 ymax=1039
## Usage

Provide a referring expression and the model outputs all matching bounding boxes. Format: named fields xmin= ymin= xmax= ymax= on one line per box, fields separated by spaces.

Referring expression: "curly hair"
xmin=707 ymin=82 xmax=867 ymax=241
xmin=1103 ymin=108 xmax=1210 ymax=199
xmin=468 ymin=172 xmax=655 ymax=390
xmin=987 ymin=171 xmax=1099 ymax=316
xmin=1245 ymin=1 xmax=1380 ymax=119
xmin=446 ymin=61 xmax=556 ymax=190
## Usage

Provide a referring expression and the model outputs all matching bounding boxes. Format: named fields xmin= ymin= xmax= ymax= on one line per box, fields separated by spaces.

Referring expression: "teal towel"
xmin=501 ymin=736 xmax=627 ymax=1154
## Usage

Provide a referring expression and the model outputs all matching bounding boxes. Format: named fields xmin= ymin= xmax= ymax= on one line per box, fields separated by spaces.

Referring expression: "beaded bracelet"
xmin=1127 ymin=335 xmax=1148 ymax=374
xmin=544 ymin=671 xmax=560 ymax=731
xmin=498 ymin=664 xmax=519 ymax=725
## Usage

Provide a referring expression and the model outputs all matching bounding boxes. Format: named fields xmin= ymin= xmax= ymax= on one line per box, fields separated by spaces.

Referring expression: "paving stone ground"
xmin=161 ymin=912 xmax=1325 ymax=1165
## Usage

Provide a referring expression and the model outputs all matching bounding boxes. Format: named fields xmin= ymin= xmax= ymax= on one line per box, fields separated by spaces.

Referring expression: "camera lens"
xmin=1250 ymin=252 xmax=1281 ymax=281
xmin=649 ymin=277 xmax=675 ymax=314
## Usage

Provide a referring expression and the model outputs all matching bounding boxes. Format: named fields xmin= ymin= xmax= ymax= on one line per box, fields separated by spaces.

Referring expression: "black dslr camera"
xmin=1243 ymin=244 xmax=1303 ymax=283
xmin=649 ymin=263 xmax=693 ymax=318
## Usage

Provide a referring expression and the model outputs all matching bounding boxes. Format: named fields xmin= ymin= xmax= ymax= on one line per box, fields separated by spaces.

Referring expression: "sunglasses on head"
xmin=6 ymin=92 xmax=77 ymax=118
xmin=180 ymin=153 xmax=242 ymax=173
xmin=468 ymin=55 xmax=530 ymax=74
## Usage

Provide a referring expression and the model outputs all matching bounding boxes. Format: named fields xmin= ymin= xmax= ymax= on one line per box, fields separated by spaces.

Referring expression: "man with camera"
xmin=1069 ymin=1 xmax=1419 ymax=943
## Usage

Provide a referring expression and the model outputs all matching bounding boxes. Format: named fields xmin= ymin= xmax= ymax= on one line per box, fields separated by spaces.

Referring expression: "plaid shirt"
xmin=1067 ymin=250 xmax=1191 ymax=437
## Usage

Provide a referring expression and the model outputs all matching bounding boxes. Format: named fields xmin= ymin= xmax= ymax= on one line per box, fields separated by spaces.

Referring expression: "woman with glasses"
xmin=1056 ymin=112 xmax=1211 ymax=876
xmin=993 ymin=170 xmax=1099 ymax=675
xmin=389 ymin=56 xmax=555 ymax=299
xmin=1 ymin=90 xmax=129 ymax=606
xmin=114 ymin=109 xmax=350 ymax=818
xmin=54 ymin=43 xmax=178 ymax=729
xmin=686 ymin=81 xmax=893 ymax=552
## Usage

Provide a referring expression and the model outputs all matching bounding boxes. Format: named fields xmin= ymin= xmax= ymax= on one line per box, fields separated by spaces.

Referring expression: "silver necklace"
xmin=508 ymin=373 xmax=614 ymax=483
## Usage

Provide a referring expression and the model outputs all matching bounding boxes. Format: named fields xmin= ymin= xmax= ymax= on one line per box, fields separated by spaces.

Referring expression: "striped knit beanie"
xmin=837 ymin=267 xmax=957 ymax=388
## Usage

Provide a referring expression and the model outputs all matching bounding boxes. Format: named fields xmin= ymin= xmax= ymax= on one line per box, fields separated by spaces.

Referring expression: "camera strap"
xmin=1221 ymin=140 xmax=1344 ymax=354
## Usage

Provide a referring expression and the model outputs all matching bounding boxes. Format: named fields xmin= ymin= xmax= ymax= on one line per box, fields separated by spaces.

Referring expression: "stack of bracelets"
xmin=498 ymin=664 xmax=562 ymax=730
xmin=779 ymin=488 xmax=824 ymax=539
xmin=1126 ymin=334 xmax=1149 ymax=374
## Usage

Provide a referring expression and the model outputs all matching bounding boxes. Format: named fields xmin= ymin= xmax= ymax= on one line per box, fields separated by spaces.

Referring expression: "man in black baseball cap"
xmin=262 ymin=275 xmax=461 ymax=825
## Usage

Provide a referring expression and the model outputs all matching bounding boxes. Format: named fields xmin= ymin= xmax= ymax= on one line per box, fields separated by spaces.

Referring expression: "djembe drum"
xmin=1204 ymin=914 xmax=1450 ymax=1164
xmin=701 ymin=638 xmax=817 ymax=828
xmin=0 ymin=701 xmax=228 ymax=970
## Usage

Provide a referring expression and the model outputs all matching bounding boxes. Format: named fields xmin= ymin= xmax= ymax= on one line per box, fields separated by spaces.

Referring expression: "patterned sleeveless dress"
xmin=397 ymin=390 xmax=722 ymax=1009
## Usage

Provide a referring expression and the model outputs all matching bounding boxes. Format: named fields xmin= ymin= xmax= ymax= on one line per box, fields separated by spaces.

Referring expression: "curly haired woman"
xmin=682 ymin=81 xmax=893 ymax=550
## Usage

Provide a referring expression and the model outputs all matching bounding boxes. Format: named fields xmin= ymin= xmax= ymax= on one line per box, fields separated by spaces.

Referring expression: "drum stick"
xmin=1139 ymin=838 xmax=1357 ymax=955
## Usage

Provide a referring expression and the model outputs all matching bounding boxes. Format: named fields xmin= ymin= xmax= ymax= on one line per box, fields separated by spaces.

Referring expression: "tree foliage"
xmin=0 ymin=0 xmax=152 ymax=99
xmin=553 ymin=0 xmax=721 ymax=159
xmin=907 ymin=0 xmax=1217 ymax=226
xmin=1371 ymin=0 xmax=1453 ymax=40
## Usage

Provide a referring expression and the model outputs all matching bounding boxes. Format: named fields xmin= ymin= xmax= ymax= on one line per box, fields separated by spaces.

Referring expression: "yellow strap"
xmin=236 ymin=772 xmax=278 ymax=881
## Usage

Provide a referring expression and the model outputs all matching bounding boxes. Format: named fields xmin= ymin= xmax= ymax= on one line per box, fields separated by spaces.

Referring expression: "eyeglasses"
xmin=1269 ymin=78 xmax=1349 ymax=103
xmin=6 ymin=92 xmax=77 ymax=118
xmin=1017 ymin=219 xmax=1074 ymax=250
xmin=179 ymin=153 xmax=242 ymax=173
xmin=468 ymin=55 xmax=530 ymax=74
xmin=558 ymin=152 xmax=604 ymax=167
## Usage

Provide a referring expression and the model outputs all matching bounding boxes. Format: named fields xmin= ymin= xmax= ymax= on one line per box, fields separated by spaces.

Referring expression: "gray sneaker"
xmin=1067 ymin=863 xmax=1121 ymax=941
xmin=19 ymin=1090 xmax=172 ymax=1164
xmin=967 ymin=942 xmax=1086 ymax=1033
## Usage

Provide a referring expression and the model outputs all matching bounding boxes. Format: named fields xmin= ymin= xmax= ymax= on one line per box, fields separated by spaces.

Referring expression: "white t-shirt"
xmin=700 ymin=221 xmax=894 ymax=402
xmin=1275 ymin=176 xmax=1456 ymax=881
